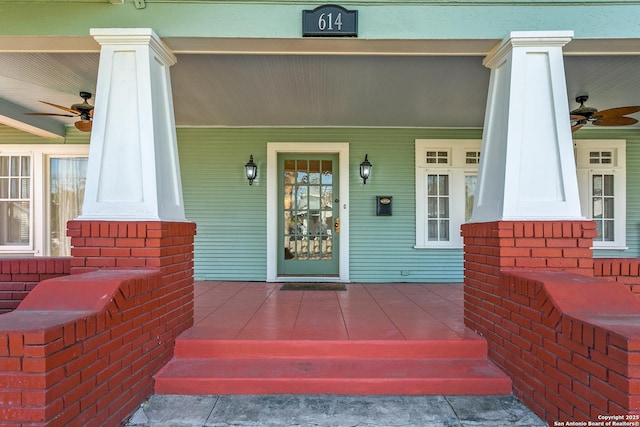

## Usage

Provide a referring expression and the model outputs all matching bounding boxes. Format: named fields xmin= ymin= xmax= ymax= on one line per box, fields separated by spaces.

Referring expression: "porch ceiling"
xmin=1 ymin=38 xmax=640 ymax=136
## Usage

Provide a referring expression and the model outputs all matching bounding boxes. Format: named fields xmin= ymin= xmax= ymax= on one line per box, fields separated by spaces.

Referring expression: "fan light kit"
xmin=26 ymin=91 xmax=94 ymax=132
xmin=570 ymin=95 xmax=640 ymax=132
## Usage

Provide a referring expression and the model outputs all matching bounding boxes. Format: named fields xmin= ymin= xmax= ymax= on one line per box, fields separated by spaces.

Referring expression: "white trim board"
xmin=266 ymin=142 xmax=350 ymax=283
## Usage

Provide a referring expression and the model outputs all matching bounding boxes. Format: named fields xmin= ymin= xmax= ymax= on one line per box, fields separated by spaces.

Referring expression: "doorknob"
xmin=334 ymin=218 xmax=340 ymax=233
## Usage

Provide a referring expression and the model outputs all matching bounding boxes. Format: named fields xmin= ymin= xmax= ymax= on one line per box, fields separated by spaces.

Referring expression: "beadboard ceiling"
xmin=0 ymin=38 xmax=639 ymax=136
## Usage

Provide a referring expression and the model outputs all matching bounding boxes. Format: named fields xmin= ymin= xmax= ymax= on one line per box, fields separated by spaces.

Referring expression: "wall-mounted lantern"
xmin=245 ymin=155 xmax=257 ymax=185
xmin=360 ymin=154 xmax=372 ymax=184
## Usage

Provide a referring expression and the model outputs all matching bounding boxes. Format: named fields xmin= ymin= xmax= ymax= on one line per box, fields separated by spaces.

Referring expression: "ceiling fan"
xmin=26 ymin=91 xmax=94 ymax=132
xmin=570 ymin=95 xmax=640 ymax=132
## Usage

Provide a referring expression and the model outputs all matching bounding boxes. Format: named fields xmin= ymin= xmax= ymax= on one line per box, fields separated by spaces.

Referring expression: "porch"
xmin=154 ymin=281 xmax=513 ymax=395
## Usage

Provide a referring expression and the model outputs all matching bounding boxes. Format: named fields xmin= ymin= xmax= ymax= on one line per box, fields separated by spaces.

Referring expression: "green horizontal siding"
xmin=3 ymin=125 xmax=639 ymax=282
xmin=0 ymin=124 xmax=90 ymax=144
xmin=178 ymin=127 xmax=482 ymax=282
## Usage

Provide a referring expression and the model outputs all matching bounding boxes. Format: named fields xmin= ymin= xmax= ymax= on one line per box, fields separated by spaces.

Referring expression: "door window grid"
xmin=0 ymin=155 xmax=31 ymax=246
xmin=49 ymin=157 xmax=88 ymax=256
xmin=283 ymin=159 xmax=333 ymax=261
xmin=592 ymin=173 xmax=615 ymax=242
xmin=427 ymin=173 xmax=450 ymax=241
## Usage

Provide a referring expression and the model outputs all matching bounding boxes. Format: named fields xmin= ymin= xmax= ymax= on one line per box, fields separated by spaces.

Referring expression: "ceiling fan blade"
xmin=592 ymin=106 xmax=640 ymax=120
xmin=25 ymin=112 xmax=76 ymax=118
xmin=39 ymin=100 xmax=81 ymax=115
xmin=592 ymin=116 xmax=638 ymax=127
xmin=570 ymin=114 xmax=586 ymax=121
xmin=571 ymin=124 xmax=585 ymax=132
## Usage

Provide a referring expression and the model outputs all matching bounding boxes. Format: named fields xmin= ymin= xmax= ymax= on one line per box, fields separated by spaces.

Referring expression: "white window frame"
xmin=415 ymin=139 xmax=481 ymax=249
xmin=0 ymin=145 xmax=89 ymax=256
xmin=575 ymin=139 xmax=626 ymax=250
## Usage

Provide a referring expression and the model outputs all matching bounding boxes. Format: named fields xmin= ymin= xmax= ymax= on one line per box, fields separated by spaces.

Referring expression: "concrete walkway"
xmin=124 ymin=394 xmax=548 ymax=427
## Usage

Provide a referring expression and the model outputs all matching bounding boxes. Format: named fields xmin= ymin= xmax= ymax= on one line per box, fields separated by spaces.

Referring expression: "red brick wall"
xmin=0 ymin=258 xmax=70 ymax=314
xmin=0 ymin=270 xmax=165 ymax=425
xmin=594 ymin=258 xmax=640 ymax=294
xmin=0 ymin=220 xmax=195 ymax=426
xmin=462 ymin=221 xmax=640 ymax=423
xmin=486 ymin=270 xmax=640 ymax=423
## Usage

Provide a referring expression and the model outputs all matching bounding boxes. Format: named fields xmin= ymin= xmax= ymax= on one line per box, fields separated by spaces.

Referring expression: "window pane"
xmin=0 ymin=157 xmax=7 ymax=176
xmin=10 ymin=156 xmax=19 ymax=176
xmin=427 ymin=220 xmax=438 ymax=241
xmin=592 ymin=175 xmax=602 ymax=196
xmin=427 ymin=175 xmax=437 ymax=195
xmin=592 ymin=198 xmax=603 ymax=219
xmin=439 ymin=220 xmax=449 ymax=240
xmin=425 ymin=173 xmax=450 ymax=242
xmin=465 ymin=175 xmax=477 ymax=222
xmin=603 ymin=221 xmax=615 ymax=241
xmin=49 ymin=157 xmax=87 ymax=256
xmin=603 ymin=175 xmax=614 ymax=196
xmin=427 ymin=197 xmax=438 ymax=218
xmin=21 ymin=156 xmax=30 ymax=176
xmin=439 ymin=198 xmax=449 ymax=218
xmin=309 ymin=160 xmax=320 ymax=184
xmin=0 ymin=201 xmax=29 ymax=245
xmin=603 ymin=198 xmax=614 ymax=219
xmin=21 ymin=178 xmax=30 ymax=198
xmin=438 ymin=175 xmax=449 ymax=196
xmin=1 ymin=155 xmax=31 ymax=248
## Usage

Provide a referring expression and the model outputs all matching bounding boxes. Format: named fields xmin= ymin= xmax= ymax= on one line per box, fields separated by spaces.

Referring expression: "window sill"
xmin=414 ymin=245 xmax=463 ymax=250
xmin=592 ymin=246 xmax=628 ymax=251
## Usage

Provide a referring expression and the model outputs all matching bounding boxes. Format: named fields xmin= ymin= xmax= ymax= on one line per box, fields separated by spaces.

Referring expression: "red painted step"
xmin=154 ymin=337 xmax=512 ymax=395
xmin=173 ymin=338 xmax=489 ymax=359
xmin=155 ymin=357 xmax=511 ymax=395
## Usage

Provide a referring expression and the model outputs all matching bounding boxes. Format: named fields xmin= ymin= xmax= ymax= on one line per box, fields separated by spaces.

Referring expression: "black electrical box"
xmin=376 ymin=196 xmax=392 ymax=216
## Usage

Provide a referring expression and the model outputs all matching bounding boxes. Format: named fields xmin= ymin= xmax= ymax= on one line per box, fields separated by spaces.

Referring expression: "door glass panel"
xmin=283 ymin=158 xmax=333 ymax=261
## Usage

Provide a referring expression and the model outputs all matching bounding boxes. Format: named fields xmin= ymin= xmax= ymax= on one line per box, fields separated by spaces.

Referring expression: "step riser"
xmin=154 ymin=378 xmax=512 ymax=395
xmin=174 ymin=339 xmax=488 ymax=359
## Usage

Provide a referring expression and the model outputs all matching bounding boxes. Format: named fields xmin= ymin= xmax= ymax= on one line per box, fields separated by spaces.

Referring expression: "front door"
xmin=278 ymin=154 xmax=339 ymax=276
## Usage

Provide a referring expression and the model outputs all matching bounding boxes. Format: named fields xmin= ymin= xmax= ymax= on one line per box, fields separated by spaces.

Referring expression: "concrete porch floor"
xmin=127 ymin=282 xmax=547 ymax=426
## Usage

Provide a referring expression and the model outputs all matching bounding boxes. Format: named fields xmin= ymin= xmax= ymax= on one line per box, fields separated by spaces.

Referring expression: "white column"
xmin=472 ymin=31 xmax=583 ymax=222
xmin=80 ymin=28 xmax=185 ymax=221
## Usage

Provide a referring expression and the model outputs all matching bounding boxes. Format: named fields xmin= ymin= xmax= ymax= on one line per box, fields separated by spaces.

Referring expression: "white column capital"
xmin=484 ymin=30 xmax=574 ymax=69
xmin=90 ymin=28 xmax=176 ymax=66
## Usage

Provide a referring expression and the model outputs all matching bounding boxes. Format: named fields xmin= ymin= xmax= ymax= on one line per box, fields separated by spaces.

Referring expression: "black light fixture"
xmin=359 ymin=154 xmax=372 ymax=184
xmin=245 ymin=155 xmax=257 ymax=185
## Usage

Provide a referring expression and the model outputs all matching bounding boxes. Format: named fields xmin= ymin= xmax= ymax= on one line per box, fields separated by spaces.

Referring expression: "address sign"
xmin=302 ymin=4 xmax=358 ymax=37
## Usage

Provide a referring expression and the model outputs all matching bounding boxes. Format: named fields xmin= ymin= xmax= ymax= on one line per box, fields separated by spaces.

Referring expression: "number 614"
xmin=318 ymin=12 xmax=343 ymax=31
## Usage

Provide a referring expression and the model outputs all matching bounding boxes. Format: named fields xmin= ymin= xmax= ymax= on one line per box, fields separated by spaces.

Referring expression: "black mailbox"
xmin=376 ymin=196 xmax=392 ymax=216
